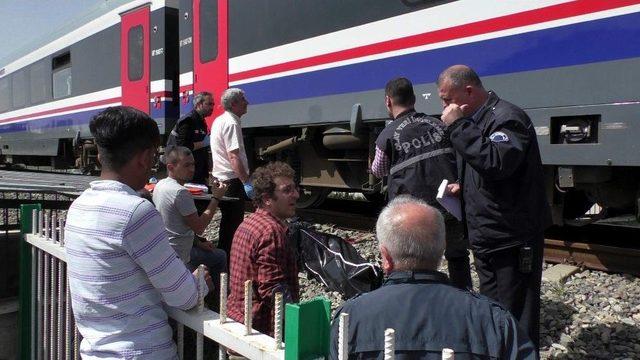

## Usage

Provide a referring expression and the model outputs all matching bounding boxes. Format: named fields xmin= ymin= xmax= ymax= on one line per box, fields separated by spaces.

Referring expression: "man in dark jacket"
xmin=330 ymin=196 xmax=537 ymax=360
xmin=438 ymin=65 xmax=552 ymax=348
xmin=371 ymin=77 xmax=471 ymax=290
xmin=167 ymin=91 xmax=214 ymax=184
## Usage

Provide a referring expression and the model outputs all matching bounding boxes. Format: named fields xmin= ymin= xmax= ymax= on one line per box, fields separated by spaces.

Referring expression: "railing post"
xmin=442 ymin=348 xmax=455 ymax=359
xmin=19 ymin=204 xmax=41 ymax=360
xmin=284 ymin=297 xmax=331 ymax=360
xmin=384 ymin=329 xmax=395 ymax=360
xmin=274 ymin=293 xmax=284 ymax=350
xmin=338 ymin=313 xmax=349 ymax=360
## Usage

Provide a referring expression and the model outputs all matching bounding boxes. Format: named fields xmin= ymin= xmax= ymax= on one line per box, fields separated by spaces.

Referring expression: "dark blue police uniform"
xmin=447 ymin=91 xmax=552 ymax=348
xmin=330 ymin=271 xmax=538 ymax=360
xmin=376 ymin=110 xmax=471 ymax=289
xmin=167 ymin=109 xmax=209 ymax=184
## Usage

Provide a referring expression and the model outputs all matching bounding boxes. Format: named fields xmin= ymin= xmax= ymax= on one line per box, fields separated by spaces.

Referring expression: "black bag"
xmin=290 ymin=220 xmax=382 ymax=299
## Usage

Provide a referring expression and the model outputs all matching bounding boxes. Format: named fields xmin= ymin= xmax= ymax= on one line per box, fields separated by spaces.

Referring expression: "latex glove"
xmin=201 ymin=134 xmax=210 ymax=147
xmin=243 ymin=182 xmax=255 ymax=199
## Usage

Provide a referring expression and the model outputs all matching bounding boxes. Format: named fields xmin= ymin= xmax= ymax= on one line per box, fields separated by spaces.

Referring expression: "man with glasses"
xmin=227 ymin=161 xmax=300 ymax=336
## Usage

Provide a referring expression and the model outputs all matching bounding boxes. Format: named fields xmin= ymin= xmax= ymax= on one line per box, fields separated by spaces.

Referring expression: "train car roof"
xmin=0 ymin=0 xmax=177 ymax=75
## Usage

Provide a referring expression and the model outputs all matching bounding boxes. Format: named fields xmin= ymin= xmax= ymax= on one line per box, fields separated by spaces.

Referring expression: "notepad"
xmin=436 ymin=179 xmax=462 ymax=221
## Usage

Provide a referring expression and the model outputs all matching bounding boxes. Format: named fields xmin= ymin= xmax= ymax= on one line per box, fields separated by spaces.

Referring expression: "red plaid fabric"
xmin=227 ymin=208 xmax=299 ymax=336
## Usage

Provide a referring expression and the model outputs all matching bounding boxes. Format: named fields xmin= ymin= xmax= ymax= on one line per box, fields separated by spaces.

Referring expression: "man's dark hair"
xmin=164 ymin=146 xmax=192 ymax=165
xmin=89 ymin=106 xmax=160 ymax=171
xmin=252 ymin=161 xmax=296 ymax=208
xmin=385 ymin=77 xmax=416 ymax=107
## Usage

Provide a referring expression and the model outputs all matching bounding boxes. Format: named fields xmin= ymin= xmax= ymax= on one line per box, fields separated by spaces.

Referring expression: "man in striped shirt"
xmin=65 ymin=106 xmax=212 ymax=359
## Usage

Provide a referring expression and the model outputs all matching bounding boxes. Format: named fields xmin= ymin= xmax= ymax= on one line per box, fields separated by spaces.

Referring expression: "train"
xmin=1 ymin=0 xmax=640 ymax=224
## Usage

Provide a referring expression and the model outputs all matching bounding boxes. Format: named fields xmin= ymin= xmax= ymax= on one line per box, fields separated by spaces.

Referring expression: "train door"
xmin=121 ymin=6 xmax=151 ymax=113
xmin=193 ymin=0 xmax=228 ymax=127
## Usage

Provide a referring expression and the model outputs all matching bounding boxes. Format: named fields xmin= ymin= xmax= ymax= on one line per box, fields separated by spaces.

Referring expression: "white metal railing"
xmin=26 ymin=208 xmax=285 ymax=360
xmin=24 ymin=208 xmax=457 ymax=359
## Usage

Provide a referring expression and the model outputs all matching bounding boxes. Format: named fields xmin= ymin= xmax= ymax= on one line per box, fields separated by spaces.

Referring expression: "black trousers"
xmin=444 ymin=217 xmax=472 ymax=290
xmin=473 ymin=236 xmax=543 ymax=349
xmin=217 ymin=178 xmax=245 ymax=259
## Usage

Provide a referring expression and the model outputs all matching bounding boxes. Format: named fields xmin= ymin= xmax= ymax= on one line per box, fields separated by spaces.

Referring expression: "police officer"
xmin=166 ymin=91 xmax=213 ymax=185
xmin=371 ymin=77 xmax=471 ymax=290
xmin=330 ymin=196 xmax=537 ymax=360
xmin=438 ymin=65 xmax=552 ymax=348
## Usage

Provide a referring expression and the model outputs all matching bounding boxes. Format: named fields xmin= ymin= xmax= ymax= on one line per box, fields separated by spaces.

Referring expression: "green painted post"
xmin=284 ymin=297 xmax=331 ymax=360
xmin=18 ymin=204 xmax=41 ymax=360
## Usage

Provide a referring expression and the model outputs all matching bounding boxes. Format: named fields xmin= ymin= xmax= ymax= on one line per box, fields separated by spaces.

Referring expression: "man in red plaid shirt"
xmin=227 ymin=161 xmax=300 ymax=336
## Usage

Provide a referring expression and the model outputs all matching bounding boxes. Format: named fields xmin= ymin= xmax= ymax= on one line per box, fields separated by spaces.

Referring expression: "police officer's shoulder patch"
xmin=489 ymin=131 xmax=509 ymax=143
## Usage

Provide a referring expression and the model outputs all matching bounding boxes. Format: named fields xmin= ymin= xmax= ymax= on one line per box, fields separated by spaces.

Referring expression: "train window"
xmin=0 ymin=77 xmax=10 ymax=112
xmin=128 ymin=25 xmax=144 ymax=81
xmin=199 ymin=0 xmax=218 ymax=63
xmin=53 ymin=52 xmax=72 ymax=99
xmin=30 ymin=60 xmax=49 ymax=104
xmin=12 ymin=70 xmax=28 ymax=108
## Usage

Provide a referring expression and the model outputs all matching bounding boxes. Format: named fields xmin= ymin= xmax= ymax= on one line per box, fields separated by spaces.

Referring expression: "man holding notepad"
xmin=371 ymin=77 xmax=472 ymax=290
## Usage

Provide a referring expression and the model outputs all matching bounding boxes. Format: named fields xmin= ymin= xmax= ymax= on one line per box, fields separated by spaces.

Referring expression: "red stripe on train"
xmin=229 ymin=0 xmax=640 ymax=82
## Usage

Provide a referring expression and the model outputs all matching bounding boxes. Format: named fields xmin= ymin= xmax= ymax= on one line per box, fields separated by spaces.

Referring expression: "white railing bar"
xmin=196 ymin=265 xmax=206 ymax=360
xmin=30 ymin=246 xmax=37 ymax=360
xmin=274 ymin=293 xmax=283 ymax=351
xmin=50 ymin=256 xmax=57 ymax=360
xmin=73 ymin=325 xmax=80 ymax=360
xmin=32 ymin=210 xmax=38 ymax=235
xmin=51 ymin=212 xmax=58 ymax=244
xmin=38 ymin=210 xmax=44 ymax=237
xmin=442 ymin=348 xmax=455 ymax=359
xmin=44 ymin=211 xmax=50 ymax=240
xmin=244 ymin=280 xmax=252 ymax=335
xmin=164 ymin=307 xmax=283 ymax=360
xmin=65 ymin=281 xmax=72 ymax=360
xmin=384 ymin=328 xmax=395 ymax=360
xmin=37 ymin=249 xmax=44 ymax=360
xmin=43 ymin=253 xmax=50 ymax=360
xmin=57 ymin=261 xmax=65 ymax=360
xmin=338 ymin=313 xmax=349 ymax=360
xmin=59 ymin=217 xmax=65 ymax=246
xmin=26 ymin=234 xmax=66 ymax=262
xmin=219 ymin=272 xmax=228 ymax=323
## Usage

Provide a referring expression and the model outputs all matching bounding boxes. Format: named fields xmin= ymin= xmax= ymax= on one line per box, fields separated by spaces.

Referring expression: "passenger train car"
xmin=0 ymin=0 xmax=179 ymax=171
xmin=2 ymin=0 xmax=640 ymax=223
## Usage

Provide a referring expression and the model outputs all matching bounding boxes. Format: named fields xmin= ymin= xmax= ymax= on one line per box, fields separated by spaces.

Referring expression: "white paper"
xmin=436 ymin=179 xmax=462 ymax=221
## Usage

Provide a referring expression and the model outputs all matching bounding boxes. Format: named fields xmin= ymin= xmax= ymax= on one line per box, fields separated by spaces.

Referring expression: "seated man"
xmin=153 ymin=146 xmax=228 ymax=277
xmin=330 ymin=195 xmax=537 ymax=360
xmin=227 ymin=161 xmax=300 ymax=336
xmin=65 ymin=106 xmax=212 ymax=358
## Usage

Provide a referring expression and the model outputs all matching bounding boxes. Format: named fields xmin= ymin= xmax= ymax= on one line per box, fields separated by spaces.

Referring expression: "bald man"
xmin=437 ymin=65 xmax=551 ymax=349
xmin=330 ymin=195 xmax=537 ymax=359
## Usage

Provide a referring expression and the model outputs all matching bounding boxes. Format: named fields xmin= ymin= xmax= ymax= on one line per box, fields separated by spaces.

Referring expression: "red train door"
xmin=121 ymin=5 xmax=150 ymax=113
xmin=193 ymin=0 xmax=228 ymax=128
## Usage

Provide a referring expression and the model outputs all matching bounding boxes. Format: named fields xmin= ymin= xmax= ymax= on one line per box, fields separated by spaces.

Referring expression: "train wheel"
xmin=296 ymin=187 xmax=330 ymax=208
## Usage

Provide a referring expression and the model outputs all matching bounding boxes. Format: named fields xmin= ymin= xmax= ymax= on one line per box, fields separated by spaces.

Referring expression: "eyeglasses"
xmin=278 ymin=184 xmax=300 ymax=195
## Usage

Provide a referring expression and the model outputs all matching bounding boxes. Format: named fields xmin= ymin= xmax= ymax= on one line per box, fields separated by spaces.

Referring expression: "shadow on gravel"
xmin=552 ymin=323 xmax=640 ymax=359
xmin=540 ymin=298 xmax=576 ymax=349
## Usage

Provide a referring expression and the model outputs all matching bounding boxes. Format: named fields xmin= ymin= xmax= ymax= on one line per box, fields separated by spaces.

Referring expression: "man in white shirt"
xmin=210 ymin=88 xmax=251 ymax=256
xmin=153 ymin=145 xmax=227 ymax=281
xmin=65 ymin=106 xmax=212 ymax=359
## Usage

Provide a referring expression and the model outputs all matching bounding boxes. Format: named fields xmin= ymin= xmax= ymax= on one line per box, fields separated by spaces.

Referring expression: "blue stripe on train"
xmin=237 ymin=11 xmax=640 ymax=105
xmin=0 ymin=100 xmax=176 ymax=134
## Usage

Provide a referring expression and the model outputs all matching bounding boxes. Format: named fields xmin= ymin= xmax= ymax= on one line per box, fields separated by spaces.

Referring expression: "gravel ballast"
xmin=204 ymin=213 xmax=640 ymax=360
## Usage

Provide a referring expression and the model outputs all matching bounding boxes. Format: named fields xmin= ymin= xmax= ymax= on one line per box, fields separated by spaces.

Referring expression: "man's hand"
xmin=445 ymin=183 xmax=461 ymax=198
xmin=442 ymin=103 xmax=468 ymax=126
xmin=209 ymin=177 xmax=228 ymax=199
xmin=193 ymin=266 xmax=214 ymax=293
xmin=196 ymin=240 xmax=214 ymax=252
